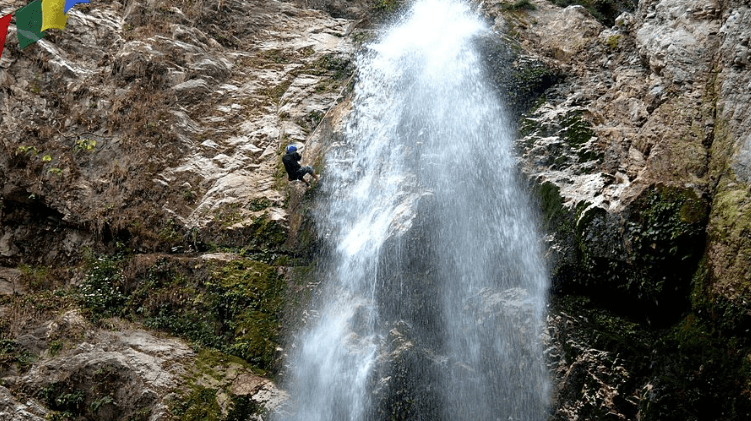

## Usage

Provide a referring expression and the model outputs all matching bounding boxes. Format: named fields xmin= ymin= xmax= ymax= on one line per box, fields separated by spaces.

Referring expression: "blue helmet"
xmin=286 ymin=145 xmax=297 ymax=153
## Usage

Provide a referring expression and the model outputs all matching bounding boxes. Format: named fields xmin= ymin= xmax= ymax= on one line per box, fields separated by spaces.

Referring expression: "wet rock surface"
xmin=474 ymin=0 xmax=751 ymax=419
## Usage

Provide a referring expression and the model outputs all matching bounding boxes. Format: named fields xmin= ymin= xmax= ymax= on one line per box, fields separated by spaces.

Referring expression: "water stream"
xmin=277 ymin=1 xmax=550 ymax=419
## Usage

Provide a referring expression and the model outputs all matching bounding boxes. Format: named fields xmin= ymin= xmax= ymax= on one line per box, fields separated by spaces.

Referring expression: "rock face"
xmin=0 ymin=0 xmax=355 ymax=263
xmin=0 ymin=0 xmax=361 ymax=418
xmin=473 ymin=0 xmax=751 ymax=419
xmin=2 ymin=0 xmax=751 ymax=419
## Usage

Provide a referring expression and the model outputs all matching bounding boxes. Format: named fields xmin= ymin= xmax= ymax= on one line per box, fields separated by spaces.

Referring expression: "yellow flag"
xmin=41 ymin=0 xmax=68 ymax=32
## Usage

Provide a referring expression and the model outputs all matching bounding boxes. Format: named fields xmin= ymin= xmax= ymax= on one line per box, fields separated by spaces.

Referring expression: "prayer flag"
xmin=41 ymin=0 xmax=68 ymax=32
xmin=64 ymin=0 xmax=89 ymax=14
xmin=16 ymin=0 xmax=46 ymax=49
xmin=0 ymin=13 xmax=11 ymax=62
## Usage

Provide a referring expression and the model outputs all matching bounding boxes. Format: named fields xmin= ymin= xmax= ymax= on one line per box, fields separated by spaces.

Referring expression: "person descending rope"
xmin=282 ymin=144 xmax=320 ymax=187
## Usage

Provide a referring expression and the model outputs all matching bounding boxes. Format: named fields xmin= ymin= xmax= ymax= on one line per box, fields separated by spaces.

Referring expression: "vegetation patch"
xmin=171 ymin=349 xmax=265 ymax=420
xmin=78 ymin=255 xmax=128 ymax=320
xmin=605 ymin=34 xmax=621 ymax=50
xmin=307 ymin=54 xmax=354 ymax=81
xmin=248 ymin=198 xmax=272 ymax=212
xmin=551 ymin=293 xmax=751 ymax=420
xmin=505 ymin=63 xmax=558 ymax=117
xmin=77 ymin=256 xmax=285 ymax=373
xmin=0 ymin=339 xmax=37 ymax=374
xmin=172 ymin=385 xmax=222 ymax=421
xmin=533 ymin=181 xmax=573 ymax=232
xmin=706 ymin=176 xmax=751 ymax=299
xmin=624 ymin=185 xmax=708 ymax=280
xmin=373 ymin=0 xmax=406 ymax=17
xmin=264 ymin=79 xmax=294 ymax=103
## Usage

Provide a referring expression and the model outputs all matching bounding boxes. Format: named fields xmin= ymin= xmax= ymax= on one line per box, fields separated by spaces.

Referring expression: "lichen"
xmin=705 ymin=175 xmax=751 ymax=303
xmin=605 ymin=34 xmax=621 ymax=50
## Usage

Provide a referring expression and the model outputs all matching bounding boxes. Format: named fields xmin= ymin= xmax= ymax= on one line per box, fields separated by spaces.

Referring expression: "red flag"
xmin=0 ymin=13 xmax=11 ymax=62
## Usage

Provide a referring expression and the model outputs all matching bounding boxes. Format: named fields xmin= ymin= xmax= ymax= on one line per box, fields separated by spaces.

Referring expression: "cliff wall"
xmin=1 ymin=0 xmax=751 ymax=419
xmin=478 ymin=0 xmax=751 ymax=418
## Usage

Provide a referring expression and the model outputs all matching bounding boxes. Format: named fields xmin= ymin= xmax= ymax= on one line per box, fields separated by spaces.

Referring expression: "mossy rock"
xmin=550 ymin=294 xmax=751 ymax=421
xmin=199 ymin=209 xmax=288 ymax=252
xmin=77 ymin=256 xmax=285 ymax=372
xmin=547 ymin=184 xmax=708 ymax=323
xmin=706 ymin=176 xmax=751 ymax=310
xmin=173 ymin=385 xmax=222 ymax=421
xmin=638 ymin=313 xmax=751 ymax=420
xmin=625 ymin=184 xmax=709 ymax=283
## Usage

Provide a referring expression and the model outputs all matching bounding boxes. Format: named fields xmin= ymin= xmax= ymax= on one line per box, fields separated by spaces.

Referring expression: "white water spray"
xmin=277 ymin=1 xmax=550 ymax=419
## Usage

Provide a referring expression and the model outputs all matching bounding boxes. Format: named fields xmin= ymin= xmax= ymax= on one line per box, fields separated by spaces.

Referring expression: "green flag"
xmin=17 ymin=0 xmax=46 ymax=49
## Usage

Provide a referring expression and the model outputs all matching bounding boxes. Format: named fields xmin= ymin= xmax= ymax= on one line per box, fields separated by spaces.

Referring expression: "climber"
xmin=282 ymin=144 xmax=320 ymax=187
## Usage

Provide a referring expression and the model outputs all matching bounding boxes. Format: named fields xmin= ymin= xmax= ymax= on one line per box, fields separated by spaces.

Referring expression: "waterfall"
xmin=276 ymin=1 xmax=550 ymax=419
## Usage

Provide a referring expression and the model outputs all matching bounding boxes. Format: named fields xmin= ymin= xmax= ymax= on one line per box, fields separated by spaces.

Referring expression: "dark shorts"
xmin=289 ymin=166 xmax=314 ymax=181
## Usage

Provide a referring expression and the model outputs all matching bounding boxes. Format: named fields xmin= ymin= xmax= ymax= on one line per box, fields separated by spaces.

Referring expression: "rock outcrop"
xmin=473 ymin=0 xmax=751 ymax=418
xmin=0 ymin=0 xmax=361 ymax=418
xmin=0 ymin=0 xmax=356 ymax=263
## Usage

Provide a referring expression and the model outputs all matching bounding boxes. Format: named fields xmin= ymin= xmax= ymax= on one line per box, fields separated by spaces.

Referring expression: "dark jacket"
xmin=282 ymin=152 xmax=303 ymax=180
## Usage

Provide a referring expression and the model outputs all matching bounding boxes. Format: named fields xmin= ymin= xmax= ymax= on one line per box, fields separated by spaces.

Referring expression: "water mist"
xmin=276 ymin=1 xmax=550 ymax=419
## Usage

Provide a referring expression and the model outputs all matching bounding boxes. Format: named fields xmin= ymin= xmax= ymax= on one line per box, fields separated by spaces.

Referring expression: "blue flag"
xmin=64 ymin=0 xmax=89 ymax=13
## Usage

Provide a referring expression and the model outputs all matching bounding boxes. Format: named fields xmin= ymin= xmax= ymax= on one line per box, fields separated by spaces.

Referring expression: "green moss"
xmin=374 ymin=0 xmax=405 ymax=16
xmin=576 ymin=205 xmax=606 ymax=271
xmin=535 ymin=182 xmax=568 ymax=226
xmin=171 ymin=349 xmax=266 ymax=420
xmin=226 ymin=395 xmax=262 ymax=421
xmin=174 ymin=386 xmax=221 ymax=421
xmin=250 ymin=215 xmax=287 ymax=250
xmin=264 ymin=79 xmax=293 ymax=102
xmin=77 ymin=256 xmax=285 ymax=372
xmin=214 ymin=204 xmax=244 ymax=229
xmin=0 ymin=339 xmax=37 ymax=373
xmin=522 ymin=109 xmax=602 ymax=171
xmin=248 ymin=198 xmax=272 ymax=212
xmin=605 ymin=34 xmax=621 ymax=50
xmin=561 ymin=111 xmax=594 ymax=147
xmin=257 ymin=49 xmax=289 ymax=64
xmin=307 ymin=54 xmax=353 ymax=80
xmin=626 ymin=186 xmax=707 ymax=264
xmin=601 ymin=185 xmax=708 ymax=310
xmin=303 ymin=110 xmax=325 ymax=131
xmin=508 ymin=64 xmax=557 ymax=113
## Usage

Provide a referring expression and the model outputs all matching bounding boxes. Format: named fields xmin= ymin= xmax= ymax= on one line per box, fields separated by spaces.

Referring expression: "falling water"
xmin=277 ymin=0 xmax=550 ymax=419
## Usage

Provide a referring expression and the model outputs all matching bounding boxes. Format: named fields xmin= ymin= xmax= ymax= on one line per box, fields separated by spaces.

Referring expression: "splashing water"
xmin=276 ymin=1 xmax=550 ymax=419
